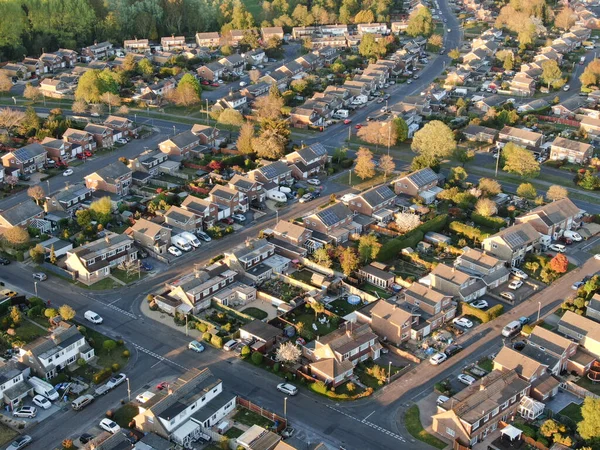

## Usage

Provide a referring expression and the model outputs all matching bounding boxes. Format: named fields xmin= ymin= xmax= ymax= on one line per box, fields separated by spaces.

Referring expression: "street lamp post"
xmin=126 ymin=377 xmax=131 ymax=402
xmin=46 ymin=180 xmax=50 ymax=194
xmin=185 ymin=314 xmax=188 ymax=336
xmin=388 ymin=361 xmax=392 ymax=384
xmin=34 ymin=281 xmax=38 ymax=297
xmin=284 ymin=397 xmax=288 ymax=422
xmin=537 ymin=301 xmax=541 ymax=323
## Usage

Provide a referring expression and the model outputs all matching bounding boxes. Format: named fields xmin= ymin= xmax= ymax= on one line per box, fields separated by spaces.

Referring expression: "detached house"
xmin=63 ymin=128 xmax=96 ymax=153
xmin=104 ymin=115 xmax=134 ymax=139
xmin=158 ymin=131 xmax=200 ymax=158
xmin=284 ymin=143 xmax=328 ymax=180
xmin=462 ymin=125 xmax=499 ymax=143
xmin=209 ymin=185 xmax=243 ymax=217
xmin=1 ymin=143 xmax=47 ymax=175
xmin=290 ymin=107 xmax=323 ymax=129
xmin=84 ymin=124 xmax=113 ymax=148
xmin=432 ymin=370 xmax=530 ymax=447
xmin=302 ymin=203 xmax=357 ymax=244
xmin=128 ymin=218 xmax=171 ymax=256
xmin=228 ymin=175 xmax=264 ymax=208
xmin=356 ymin=299 xmax=412 ymax=345
xmin=394 ymin=167 xmax=441 ymax=203
xmin=269 ymin=220 xmax=315 ymax=258
xmin=218 ymin=54 xmax=245 ymax=75
xmin=514 ymin=198 xmax=581 ymax=241
xmin=84 ymin=162 xmax=132 ymax=197
xmin=558 ymin=311 xmax=600 ymax=358
xmin=482 ymin=222 xmax=540 ymax=266
xmin=18 ymin=323 xmax=95 ymax=379
xmin=197 ymin=62 xmax=226 ymax=81
xmin=498 ymin=126 xmax=544 ymax=150
xmin=250 ymin=161 xmax=292 ymax=186
xmin=65 ymin=232 xmax=138 ymax=284
xmin=550 ymin=137 xmax=592 ymax=164
xmin=580 ymin=116 xmax=600 ymax=135
xmin=347 ymin=185 xmax=396 ymax=222
xmin=528 ymin=326 xmax=577 ymax=374
xmin=308 ymin=323 xmax=381 ymax=387
xmin=454 ymin=248 xmax=510 ymax=289
xmin=133 ymin=368 xmax=236 ymax=448
xmin=224 ymin=239 xmax=275 ymax=283
xmin=191 ymin=124 xmax=224 ymax=148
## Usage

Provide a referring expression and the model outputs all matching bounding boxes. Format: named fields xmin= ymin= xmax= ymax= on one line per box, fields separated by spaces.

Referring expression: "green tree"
xmin=358 ymin=33 xmax=387 ymax=59
xmin=103 ymin=339 xmax=117 ymax=354
xmin=49 ymin=244 xmax=57 ymax=264
xmin=358 ymin=234 xmax=381 ymax=263
xmin=89 ymin=196 xmax=113 ymax=222
xmin=76 ymin=209 xmax=93 ymax=229
xmin=410 ymin=153 xmax=440 ymax=171
xmin=311 ymin=301 xmax=325 ymax=318
xmin=578 ymin=170 xmax=600 ymax=190
xmin=449 ymin=166 xmax=468 ymax=185
xmin=541 ymin=60 xmax=565 ymax=89
xmin=138 ymin=58 xmax=154 ymax=78
xmin=251 ymin=351 xmax=263 ymax=365
xmin=10 ymin=306 xmax=22 ymax=326
xmin=516 ymin=182 xmax=537 ymax=200
xmin=502 ymin=143 xmax=540 ymax=178
xmin=29 ymin=244 xmax=46 ymax=264
xmin=412 ymin=120 xmax=456 ymax=160
xmin=354 ymin=9 xmax=375 ymax=24
xmin=392 ymin=117 xmax=408 ymax=143
xmin=406 ymin=6 xmax=433 ymax=37
xmin=340 ymin=247 xmax=359 ymax=275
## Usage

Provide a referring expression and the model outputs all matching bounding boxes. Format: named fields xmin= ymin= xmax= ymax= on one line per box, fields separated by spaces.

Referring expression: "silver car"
xmin=7 ymin=435 xmax=32 ymax=450
xmin=13 ymin=406 xmax=37 ymax=418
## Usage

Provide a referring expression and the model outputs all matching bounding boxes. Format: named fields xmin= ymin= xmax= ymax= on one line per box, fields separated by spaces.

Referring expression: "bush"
xmin=211 ymin=335 xmax=223 ymax=348
xmin=202 ymin=332 xmax=212 ymax=342
xmin=196 ymin=322 xmax=208 ymax=333
xmin=112 ymin=363 xmax=120 ymax=372
xmin=251 ymin=351 xmax=263 ymax=365
xmin=241 ymin=345 xmax=251 ymax=358
xmin=273 ymin=363 xmax=280 ymax=372
xmin=77 ymin=358 xmax=86 ymax=367
xmin=378 ymin=215 xmax=448 ymax=262
xmin=461 ymin=302 xmax=503 ymax=323
xmin=449 ymin=221 xmax=489 ymax=242
xmin=522 ymin=324 xmax=534 ymax=335
xmin=116 ymin=339 xmax=124 ymax=346
xmin=487 ymin=304 xmax=504 ymax=320
xmin=93 ymin=368 xmax=113 ymax=384
xmin=471 ymin=213 xmax=505 ymax=230
xmin=122 ymin=350 xmax=130 ymax=358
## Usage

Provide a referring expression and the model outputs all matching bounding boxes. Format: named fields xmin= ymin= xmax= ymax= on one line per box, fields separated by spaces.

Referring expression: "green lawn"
xmin=361 ymin=283 xmax=391 ymax=299
xmin=12 ymin=320 xmax=47 ymax=343
xmin=224 ymin=427 xmax=245 ymax=439
xmin=338 ymin=169 xmax=387 ymax=189
xmin=355 ymin=362 xmax=404 ymax=390
xmin=76 ymin=277 xmax=118 ymax=290
xmin=559 ymin=402 xmax=583 ymax=423
xmin=241 ymin=307 xmax=268 ymax=320
xmin=404 ymin=405 xmax=447 ymax=449
xmin=478 ymin=358 xmax=494 ymax=372
xmin=77 ymin=324 xmax=130 ymax=371
xmin=290 ymin=269 xmax=316 ymax=285
xmin=576 ymin=375 xmax=600 ymax=396
xmin=111 ymin=268 xmax=146 ymax=284
xmin=327 ymin=298 xmax=365 ymax=316
xmin=287 ymin=311 xmax=339 ymax=340
xmin=113 ymin=404 xmax=138 ymax=428
xmin=0 ymin=423 xmax=17 ymax=447
xmin=232 ymin=407 xmax=274 ymax=429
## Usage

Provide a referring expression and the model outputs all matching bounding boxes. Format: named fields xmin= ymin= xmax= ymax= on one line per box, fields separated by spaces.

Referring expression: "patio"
xmin=544 ymin=390 xmax=583 ymax=414
xmin=240 ymin=299 xmax=278 ymax=320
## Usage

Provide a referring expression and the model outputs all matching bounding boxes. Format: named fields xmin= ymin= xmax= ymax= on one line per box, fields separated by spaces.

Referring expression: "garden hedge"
xmin=471 ymin=213 xmax=506 ymax=230
xmin=449 ymin=221 xmax=489 ymax=241
xmin=461 ymin=302 xmax=504 ymax=323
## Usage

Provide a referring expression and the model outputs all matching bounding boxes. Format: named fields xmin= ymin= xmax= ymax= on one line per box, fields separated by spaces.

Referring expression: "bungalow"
xmin=517 ymin=98 xmax=550 ymax=113
xmin=164 ymin=206 xmax=203 ymax=232
xmin=44 ymin=183 xmax=92 ymax=215
xmin=393 ymin=167 xmax=441 ymax=203
xmin=498 ymin=126 xmax=544 ymax=150
xmin=224 ymin=239 xmax=275 ymax=282
xmin=39 ymin=78 xmax=70 ymax=97
xmin=0 ymin=64 xmax=28 ymax=80
xmin=550 ymin=137 xmax=592 ymax=164
xmin=124 ymin=38 xmax=150 ymax=53
xmin=290 ymin=107 xmax=323 ymax=129
xmin=558 ymin=311 xmax=600 ymax=358
xmin=586 ymin=294 xmax=600 ymax=322
xmin=308 ymin=323 xmax=381 ymax=386
xmin=552 ymin=97 xmax=585 ymax=118
xmin=581 ymin=116 xmax=600 ymax=135
xmin=219 ymin=92 xmax=247 ymax=110
xmin=302 ymin=203 xmax=357 ymax=244
xmin=240 ymin=320 xmax=281 ymax=353
xmin=128 ymin=218 xmax=172 ymax=256
xmin=0 ymin=199 xmax=44 ymax=230
xmin=195 ymin=32 xmax=221 ymax=48
xmin=347 ymin=184 xmax=396 ymax=221
xmin=158 ymin=131 xmax=200 ymax=158
xmin=514 ymin=198 xmax=581 ymax=240
xmin=357 ymin=262 xmax=395 ymax=289
xmin=63 ymin=128 xmax=96 ymax=153
xmin=84 ymin=162 xmax=132 ymax=196
xmin=269 ymin=220 xmax=315 ymax=258
xmin=161 ymin=36 xmax=186 ymax=51
xmin=481 ymin=222 xmax=541 ymax=266
xmin=84 ymin=123 xmax=113 ymax=148
xmin=462 ymin=125 xmax=499 ymax=143
xmin=240 ymin=81 xmax=270 ymax=100
xmin=1 ymin=143 xmax=47 ymax=175
xmin=474 ymin=95 xmax=505 ymax=113
xmin=65 ymin=232 xmax=138 ymax=284
xmin=284 ymin=143 xmax=328 ymax=179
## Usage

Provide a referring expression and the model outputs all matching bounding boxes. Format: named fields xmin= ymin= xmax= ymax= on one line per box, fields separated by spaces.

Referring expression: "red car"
xmin=83 ymin=150 xmax=93 ymax=157
xmin=355 ymin=124 xmax=363 ymax=129
xmin=156 ymin=381 xmax=168 ymax=390
xmin=211 ymin=83 xmax=219 ymax=87
xmin=221 ymin=217 xmax=234 ymax=225
xmin=201 ymin=81 xmax=210 ymax=85
xmin=344 ymin=119 xmax=352 ymax=124
xmin=76 ymin=153 xmax=85 ymax=159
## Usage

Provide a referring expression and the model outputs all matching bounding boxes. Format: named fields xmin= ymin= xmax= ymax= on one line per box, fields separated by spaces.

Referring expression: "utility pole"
xmin=494 ymin=148 xmax=500 ymax=178
xmin=387 ymin=120 xmax=391 ymax=156
xmin=206 ymin=99 xmax=209 ymax=125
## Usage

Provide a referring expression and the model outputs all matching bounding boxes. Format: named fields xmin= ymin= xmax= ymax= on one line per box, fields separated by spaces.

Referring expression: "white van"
xmin=179 ymin=232 xmax=201 ymax=248
xmin=71 ymin=394 xmax=94 ymax=411
xmin=84 ymin=310 xmax=103 ymax=324
xmin=502 ymin=320 xmax=522 ymax=337
xmin=29 ymin=377 xmax=59 ymax=401
xmin=171 ymin=235 xmax=192 ymax=252
xmin=563 ymin=230 xmax=582 ymax=242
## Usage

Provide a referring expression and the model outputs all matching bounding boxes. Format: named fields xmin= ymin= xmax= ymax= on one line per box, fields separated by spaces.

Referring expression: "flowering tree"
xmin=395 ymin=213 xmax=421 ymax=233
xmin=276 ymin=342 xmax=302 ymax=365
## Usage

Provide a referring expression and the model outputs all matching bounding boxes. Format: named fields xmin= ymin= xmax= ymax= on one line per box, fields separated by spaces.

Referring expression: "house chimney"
xmin=168 ymin=387 xmax=173 ymax=395
xmin=105 ymin=235 xmax=110 ymax=244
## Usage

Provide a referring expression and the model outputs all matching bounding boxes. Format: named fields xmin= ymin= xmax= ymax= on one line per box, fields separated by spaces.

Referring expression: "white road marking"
xmin=326 ymin=405 xmax=406 ymax=442
xmin=132 ymin=343 xmax=188 ymax=371
xmin=364 ymin=410 xmax=376 ymax=420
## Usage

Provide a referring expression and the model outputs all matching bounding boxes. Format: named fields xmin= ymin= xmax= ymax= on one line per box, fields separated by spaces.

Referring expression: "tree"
xmin=502 ymin=143 xmax=540 ymax=178
xmin=555 ymin=7 xmax=576 ymax=30
xmin=29 ymin=244 xmax=45 ymax=264
xmin=76 ymin=209 xmax=93 ymax=229
xmin=578 ymin=397 xmax=600 ymax=440
xmin=475 ymin=198 xmax=498 ymax=217
xmin=549 ymin=253 xmax=568 ymax=274
xmin=410 ymin=154 xmax=440 ymax=171
xmin=23 ymin=84 xmax=43 ymax=103
xmin=578 ymin=170 xmax=600 ymax=190
xmin=448 ymin=48 xmax=461 ymax=60
xmin=406 ymin=6 xmax=433 ymax=37
xmin=275 ymin=342 xmax=302 ymax=364
xmin=340 ymin=247 xmax=359 ymax=275
xmin=358 ymin=33 xmax=387 ymax=60
xmin=449 ymin=166 xmax=468 ymax=185
xmin=358 ymin=234 xmax=381 ymax=263
xmin=454 ymin=147 xmax=475 ymax=166
xmin=253 ymin=130 xmax=286 ymax=159
xmin=311 ymin=301 xmax=325 ymax=318
xmin=541 ymin=60 xmax=565 ymax=89
xmin=379 ymin=155 xmax=395 ymax=179
xmin=0 ymin=108 xmax=25 ymax=135
xmin=355 ymin=147 xmax=376 ymax=180
xmin=27 ymin=185 xmax=45 ymax=205
xmin=333 ymin=147 xmax=347 ymax=164
xmin=236 ymin=122 xmax=255 ymax=154
xmin=3 ymin=226 xmax=29 ymax=246
xmin=178 ymin=73 xmax=202 ymax=101
xmin=395 ymin=212 xmax=421 ymax=233
xmin=58 ymin=304 xmax=76 ymax=321
xmin=103 ymin=340 xmax=117 ymax=354
xmin=251 ymin=351 xmax=263 ymax=365
xmin=138 ymin=58 xmax=154 ymax=78
xmin=546 ymin=185 xmax=568 ymax=201
xmin=217 ymin=108 xmax=244 ymax=139
xmin=540 ymin=419 xmax=566 ymax=438
xmin=101 ymin=92 xmax=121 ymax=109
xmin=517 ymin=182 xmax=537 ymax=200
xmin=44 ymin=308 xmax=58 ymax=319
xmin=90 ymin=103 xmax=104 ymax=116
xmin=10 ymin=306 xmax=22 ymax=326
xmin=72 ymin=100 xmax=88 ymax=114
xmin=411 ymin=120 xmax=456 ymax=160
xmin=392 ymin=117 xmax=408 ymax=143
xmin=89 ymin=196 xmax=113 ymax=223
xmin=478 ymin=178 xmax=502 ymax=197
xmin=49 ymin=245 xmax=57 ymax=265
xmin=428 ymin=34 xmax=443 ymax=49
xmin=312 ymin=247 xmax=332 ymax=268
xmin=75 ymin=69 xmax=118 ymax=104
xmin=0 ymin=73 xmax=12 ymax=93
xmin=254 ymin=94 xmax=284 ymax=121
xmin=354 ymin=9 xmax=375 ymax=24
xmin=358 ymin=121 xmax=393 ymax=149
xmin=248 ymin=69 xmax=260 ymax=83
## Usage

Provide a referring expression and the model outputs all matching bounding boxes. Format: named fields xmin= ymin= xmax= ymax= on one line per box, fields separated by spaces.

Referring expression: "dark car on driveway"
xmin=444 ymin=344 xmax=463 ymax=357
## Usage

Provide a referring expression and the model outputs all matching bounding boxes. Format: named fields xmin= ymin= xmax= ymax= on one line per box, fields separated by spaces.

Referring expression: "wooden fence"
xmin=236 ymin=397 xmax=287 ymax=432
xmin=536 ymin=115 xmax=580 ymax=127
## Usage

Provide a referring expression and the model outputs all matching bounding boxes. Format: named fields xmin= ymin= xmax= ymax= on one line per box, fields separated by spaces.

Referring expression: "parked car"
xmin=83 ymin=150 xmax=93 ymax=157
xmin=239 ymin=81 xmax=247 ymax=87
xmin=500 ymin=291 xmax=515 ymax=301
xmin=508 ymin=280 xmax=523 ymax=290
xmin=355 ymin=124 xmax=363 ymax=129
xmin=510 ymin=268 xmax=528 ymax=279
xmin=201 ymin=81 xmax=210 ymax=85
xmin=63 ymin=169 xmax=73 ymax=176
xmin=231 ymin=214 xmax=246 ymax=222
xmin=210 ymin=83 xmax=219 ymax=87
xmin=84 ymin=310 xmax=103 ymax=324
xmin=457 ymin=374 xmax=476 ymax=385
xmin=0 ymin=257 xmax=9 ymax=265
xmin=107 ymin=373 xmax=127 ymax=389
xmin=13 ymin=406 xmax=37 ymax=418
xmin=429 ymin=352 xmax=447 ymax=365
xmin=99 ymin=418 xmax=121 ymax=434
xmin=513 ymin=341 xmax=526 ymax=351
xmin=549 ymin=244 xmax=566 ymax=253
xmin=32 ymin=272 xmax=47 ymax=281
xmin=116 ymin=138 xmax=128 ymax=145
xmin=79 ymin=434 xmax=94 ymax=444
xmin=299 ymin=193 xmax=313 ymax=203
xmin=452 ymin=317 xmax=473 ymax=328
xmin=168 ymin=246 xmax=182 ymax=257
xmin=6 ymin=435 xmax=32 ymax=450
xmin=445 ymin=345 xmax=463 ymax=357
xmin=563 ymin=84 xmax=570 ymax=91
xmin=306 ymin=179 xmax=321 ymax=186
xmin=572 ymin=281 xmax=584 ymax=290
xmin=518 ymin=316 xmax=530 ymax=326
xmin=344 ymin=119 xmax=352 ymax=124
xmin=276 ymin=383 xmax=298 ymax=396
xmin=469 ymin=300 xmax=488 ymax=309
xmin=196 ymin=231 xmax=212 ymax=242
xmin=220 ymin=217 xmax=234 ymax=225
xmin=188 ymin=340 xmax=205 ymax=353
xmin=223 ymin=340 xmax=238 ymax=351
xmin=32 ymin=395 xmax=51 ymax=410
xmin=140 ymin=261 xmax=153 ymax=272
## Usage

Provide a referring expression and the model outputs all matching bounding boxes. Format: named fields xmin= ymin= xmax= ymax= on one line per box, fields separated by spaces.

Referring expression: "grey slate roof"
xmin=0 ymin=199 xmax=43 ymax=226
xmin=296 ymin=143 xmax=327 ymax=162
xmin=93 ymin=162 xmax=131 ymax=182
xmin=170 ymin=130 xmax=199 ymax=149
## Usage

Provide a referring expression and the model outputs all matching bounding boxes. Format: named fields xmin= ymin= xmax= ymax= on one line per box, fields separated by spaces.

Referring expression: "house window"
xmin=492 ymin=407 xmax=499 ymax=417
xmin=146 ymin=416 xmax=154 ymax=424
xmin=446 ymin=428 xmax=455 ymax=437
xmin=492 ymin=243 xmax=498 ymax=249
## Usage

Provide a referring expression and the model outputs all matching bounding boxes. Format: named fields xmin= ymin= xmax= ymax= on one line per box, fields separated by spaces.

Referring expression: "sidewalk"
xmin=139 ymin=299 xmax=202 ymax=340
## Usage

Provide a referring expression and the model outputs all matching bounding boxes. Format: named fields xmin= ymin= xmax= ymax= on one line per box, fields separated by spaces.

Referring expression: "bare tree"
xmin=0 ymin=108 xmax=25 ymax=135
xmin=378 ymin=154 xmax=395 ymax=179
xmin=2 ymin=226 xmax=29 ymax=245
xmin=71 ymin=100 xmax=88 ymax=114
xmin=475 ymin=198 xmax=498 ymax=217
xmin=27 ymin=185 xmax=46 ymax=204
xmin=117 ymin=105 xmax=130 ymax=116
xmin=275 ymin=342 xmax=302 ymax=364
xmin=23 ymin=84 xmax=43 ymax=103
xmin=4 ymin=175 xmax=18 ymax=190
xmin=395 ymin=212 xmax=421 ymax=233
xmin=249 ymin=70 xmax=261 ymax=84
xmin=90 ymin=103 xmax=105 ymax=116
xmin=0 ymin=73 xmax=13 ymax=93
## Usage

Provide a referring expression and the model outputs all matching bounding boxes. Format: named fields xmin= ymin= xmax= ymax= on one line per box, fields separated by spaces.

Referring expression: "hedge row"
xmin=378 ymin=214 xmax=448 ymax=262
xmin=449 ymin=221 xmax=489 ymax=241
xmin=93 ymin=367 xmax=113 ymax=384
xmin=461 ymin=302 xmax=504 ymax=323
xmin=471 ymin=213 xmax=506 ymax=231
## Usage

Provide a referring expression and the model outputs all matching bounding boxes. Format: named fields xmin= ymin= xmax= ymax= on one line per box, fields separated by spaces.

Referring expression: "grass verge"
xmin=0 ymin=423 xmax=18 ymax=447
xmin=404 ymin=405 xmax=447 ymax=450
xmin=113 ymin=404 xmax=138 ymax=428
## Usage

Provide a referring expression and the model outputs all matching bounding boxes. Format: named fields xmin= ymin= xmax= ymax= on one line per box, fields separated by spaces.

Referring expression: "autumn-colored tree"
xmin=0 ymin=73 xmax=12 ymax=93
xmin=406 ymin=6 xmax=433 ymax=37
xmin=3 ymin=226 xmax=29 ymax=246
xmin=355 ymin=147 xmax=375 ymax=180
xmin=358 ymin=233 xmax=381 ymax=263
xmin=27 ymin=185 xmax=46 ymax=204
xmin=555 ymin=7 xmax=576 ymax=30
xmin=58 ymin=304 xmax=76 ymax=321
xmin=475 ymin=198 xmax=498 ymax=217
xmin=478 ymin=178 xmax=502 ymax=197
xmin=236 ymin=122 xmax=255 ymax=155
xmin=428 ymin=34 xmax=443 ymax=49
xmin=578 ymin=397 xmax=600 ymax=440
xmin=448 ymin=48 xmax=461 ymax=60
xmin=549 ymin=253 xmax=568 ymax=274
xmin=340 ymin=247 xmax=359 ymax=275
xmin=248 ymin=69 xmax=260 ymax=84
xmin=311 ymin=301 xmax=325 ymax=318
xmin=71 ymin=100 xmax=88 ymax=114
xmin=412 ymin=120 xmax=456 ymax=160
xmin=10 ymin=306 xmax=22 ymax=326
xmin=516 ymin=182 xmax=537 ymax=200
xmin=29 ymin=244 xmax=45 ymax=264
xmin=23 ymin=84 xmax=42 ymax=103
xmin=217 ymin=108 xmax=244 ymax=139
xmin=253 ymin=129 xmax=286 ymax=159
xmin=378 ymin=155 xmax=395 ymax=179
xmin=49 ymin=245 xmax=57 ymax=265
xmin=546 ymin=185 xmax=568 ymax=201
xmin=503 ymin=143 xmax=540 ymax=178
xmin=312 ymin=247 xmax=332 ymax=268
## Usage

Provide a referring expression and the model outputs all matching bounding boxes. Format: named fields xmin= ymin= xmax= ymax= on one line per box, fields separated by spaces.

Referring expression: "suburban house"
xmin=161 ymin=36 xmax=186 ymax=51
xmin=393 ymin=167 xmax=441 ymax=203
xmin=0 ymin=359 xmax=32 ymax=408
xmin=164 ymin=206 xmax=203 ymax=232
xmin=580 ymin=116 xmax=600 ymax=135
xmin=191 ymin=124 xmax=224 ymax=148
xmin=498 ymin=126 xmax=544 ymax=150
xmin=403 ymin=283 xmax=456 ymax=340
xmin=209 ymin=185 xmax=243 ymax=217
xmin=357 ymin=262 xmax=395 ymax=289
xmin=44 ymin=183 xmax=93 ymax=215
xmin=481 ymin=222 xmax=541 ymax=266
xmin=1 ymin=143 xmax=47 ymax=175
xmin=0 ymin=199 xmax=44 ymax=230
xmin=462 ymin=125 xmax=499 ymax=143
xmin=432 ymin=370 xmax=530 ymax=447
xmin=82 ymin=41 xmax=114 ymax=60
xmin=302 ymin=203 xmax=357 ymax=244
xmin=250 ymin=161 xmax=293 ymax=186
xmin=355 ymin=300 xmax=412 ymax=346
xmin=195 ymin=32 xmax=221 ymax=47
xmin=84 ymin=123 xmax=114 ymax=148
xmin=128 ymin=218 xmax=172 ymax=256
xmin=39 ymin=78 xmax=70 ymax=97
xmin=157 ymin=264 xmax=239 ymax=313
xmin=128 ymin=149 xmax=169 ymax=176
xmin=236 ymin=425 xmax=284 ymax=450
xmin=228 ymin=175 xmax=265 ymax=208
xmin=269 ymin=220 xmax=316 ymax=258
xmin=283 ymin=143 xmax=328 ymax=180
xmin=104 ymin=115 xmax=135 ymax=139
xmin=586 ymin=294 xmax=600 ymax=321
xmin=429 ymin=263 xmax=486 ymax=302
xmin=218 ymin=54 xmax=245 ymax=75
xmin=124 ymin=38 xmax=150 ymax=53
xmin=509 ymin=73 xmax=536 ymax=96
xmin=454 ymin=248 xmax=510 ymax=289
xmin=224 ymin=239 xmax=275 ymax=283
xmin=219 ymin=92 xmax=247 ymax=110
xmin=133 ymin=368 xmax=236 ymax=448
xmin=528 ymin=326 xmax=577 ymax=373
xmin=181 ymin=195 xmax=219 ymax=229
xmin=84 ymin=162 xmax=132 ymax=197
xmin=550 ymin=137 xmax=593 ymax=164
xmin=158 ymin=131 xmax=200 ymax=158
xmin=239 ymin=320 xmax=282 ymax=353
xmin=17 ymin=323 xmax=95 ymax=379
xmin=290 ymin=107 xmax=323 ymax=129
xmin=41 ymin=137 xmax=73 ymax=162
xmin=307 ymin=323 xmax=381 ymax=386
xmin=514 ymin=198 xmax=581 ymax=240
xmin=558 ymin=311 xmax=600 ymax=358
xmin=347 ymin=185 xmax=396 ymax=222
xmin=197 ymin=62 xmax=226 ymax=81
xmin=261 ymin=27 xmax=284 ymax=40
xmin=64 ymin=232 xmax=138 ymax=284
xmin=63 ymin=128 xmax=96 ymax=152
